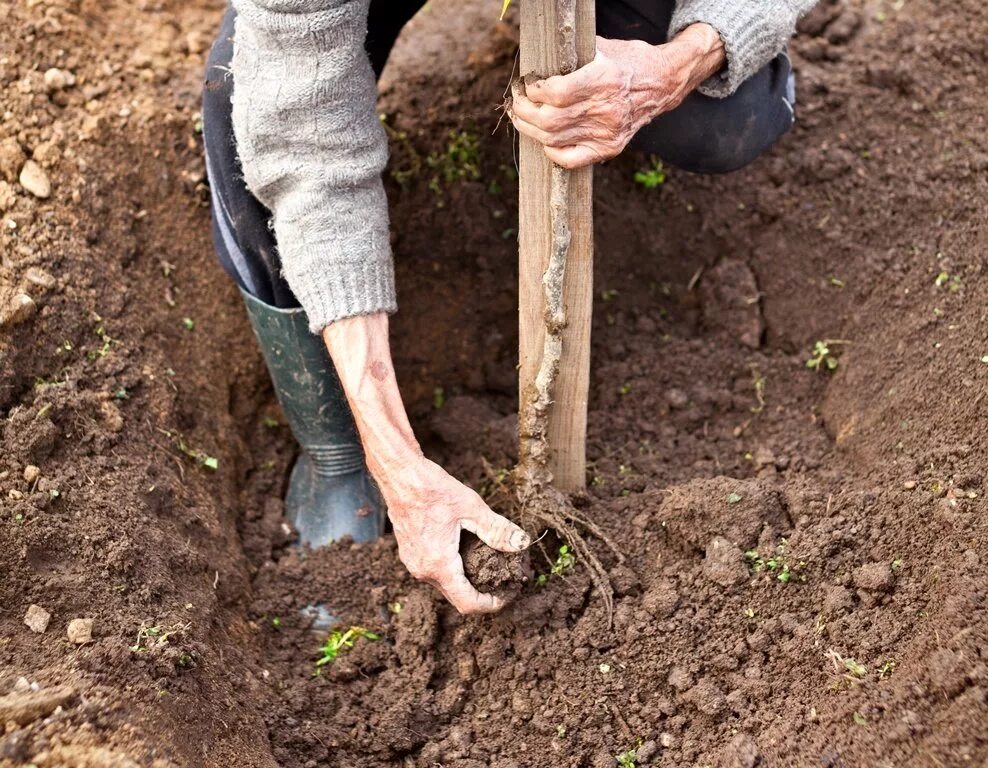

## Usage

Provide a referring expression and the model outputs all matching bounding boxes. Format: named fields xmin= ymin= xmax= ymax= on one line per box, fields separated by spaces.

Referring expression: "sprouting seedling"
xmin=315 ymin=626 xmax=380 ymax=667
xmin=616 ymin=741 xmax=642 ymax=768
xmin=633 ymin=156 xmax=666 ymax=189
xmin=806 ymin=339 xmax=850 ymax=372
xmin=878 ymin=659 xmax=896 ymax=679
xmin=934 ymin=271 xmax=962 ymax=292
xmin=157 ymin=428 xmax=219 ymax=470
xmin=535 ymin=545 xmax=576 ymax=586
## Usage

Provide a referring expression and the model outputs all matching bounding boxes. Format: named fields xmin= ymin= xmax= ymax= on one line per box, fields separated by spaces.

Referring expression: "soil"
xmin=2 ymin=0 xmax=987 ymax=766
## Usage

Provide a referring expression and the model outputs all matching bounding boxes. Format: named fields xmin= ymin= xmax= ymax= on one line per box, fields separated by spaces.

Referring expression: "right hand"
xmin=379 ymin=456 xmax=531 ymax=614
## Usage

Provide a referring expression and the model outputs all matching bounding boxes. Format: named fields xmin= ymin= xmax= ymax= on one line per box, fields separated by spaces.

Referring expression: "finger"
xmin=511 ymin=93 xmax=584 ymax=133
xmin=544 ymin=142 xmax=609 ymax=169
xmin=436 ymin=569 xmax=505 ymax=615
xmin=461 ymin=504 xmax=531 ymax=553
xmin=527 ymin=59 xmax=601 ymax=107
xmin=512 ymin=114 xmax=594 ymax=149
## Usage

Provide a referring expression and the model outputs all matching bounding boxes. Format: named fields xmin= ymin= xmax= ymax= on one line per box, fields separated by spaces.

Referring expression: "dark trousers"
xmin=203 ymin=1 xmax=795 ymax=308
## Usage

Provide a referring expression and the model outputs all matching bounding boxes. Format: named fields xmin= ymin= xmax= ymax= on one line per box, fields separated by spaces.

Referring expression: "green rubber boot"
xmin=241 ymin=289 xmax=385 ymax=547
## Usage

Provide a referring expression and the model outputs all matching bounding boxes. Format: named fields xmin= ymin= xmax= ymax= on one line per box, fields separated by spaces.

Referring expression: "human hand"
xmin=510 ymin=25 xmax=725 ymax=169
xmin=381 ymin=456 xmax=531 ymax=614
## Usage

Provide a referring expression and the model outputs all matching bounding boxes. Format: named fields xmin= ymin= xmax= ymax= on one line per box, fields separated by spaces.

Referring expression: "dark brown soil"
xmin=2 ymin=0 xmax=987 ymax=766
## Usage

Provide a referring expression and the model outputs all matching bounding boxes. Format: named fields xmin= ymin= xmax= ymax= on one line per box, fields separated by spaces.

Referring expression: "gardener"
xmin=203 ymin=0 xmax=814 ymax=615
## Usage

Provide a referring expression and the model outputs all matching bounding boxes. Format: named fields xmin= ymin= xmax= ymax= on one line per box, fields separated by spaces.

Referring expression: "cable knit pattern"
xmin=670 ymin=0 xmax=818 ymax=98
xmin=231 ymin=0 xmax=395 ymax=332
xmin=230 ymin=0 xmax=812 ymax=330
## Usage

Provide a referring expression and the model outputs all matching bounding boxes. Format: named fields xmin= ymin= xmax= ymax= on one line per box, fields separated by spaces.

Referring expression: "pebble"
xmin=0 ymin=137 xmax=24 ymax=182
xmin=19 ymin=160 xmax=51 ymax=199
xmin=25 ymin=267 xmax=56 ymax=290
xmin=666 ymin=388 xmax=689 ymax=409
xmin=659 ymin=732 xmax=676 ymax=748
xmin=24 ymin=465 xmax=40 ymax=483
xmin=43 ymin=67 xmax=76 ymax=92
xmin=0 ymin=293 xmax=37 ymax=328
xmin=24 ymin=604 xmax=51 ymax=634
xmin=67 ymin=618 xmax=94 ymax=644
xmin=0 ymin=180 xmax=15 ymax=211
xmin=902 ymin=480 xmax=917 ymax=490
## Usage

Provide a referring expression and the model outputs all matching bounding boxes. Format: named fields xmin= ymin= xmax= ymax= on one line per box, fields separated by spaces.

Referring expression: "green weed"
xmin=535 ymin=545 xmax=575 ymax=586
xmin=426 ymin=130 xmax=482 ymax=200
xmin=315 ymin=626 xmax=380 ymax=667
xmin=806 ymin=339 xmax=850 ymax=372
xmin=633 ymin=156 xmax=666 ymax=189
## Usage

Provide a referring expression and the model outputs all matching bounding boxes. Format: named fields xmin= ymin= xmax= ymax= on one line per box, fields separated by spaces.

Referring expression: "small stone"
xmin=1 ymin=293 xmax=37 ymax=328
xmin=853 ymin=562 xmax=894 ymax=592
xmin=902 ymin=480 xmax=917 ymax=490
xmin=659 ymin=732 xmax=676 ymax=748
xmin=636 ymin=740 xmax=659 ymax=764
xmin=702 ymin=536 xmax=748 ymax=588
xmin=25 ymin=267 xmax=56 ymax=290
xmin=43 ymin=67 xmax=75 ymax=92
xmin=67 ymin=618 xmax=94 ymax=644
xmin=19 ymin=160 xmax=51 ymax=199
xmin=666 ymin=388 xmax=689 ymax=409
xmin=24 ymin=604 xmax=51 ymax=633
xmin=0 ymin=180 xmax=15 ymax=211
xmin=24 ymin=465 xmax=40 ymax=483
xmin=667 ymin=665 xmax=693 ymax=691
xmin=0 ymin=137 xmax=24 ymax=182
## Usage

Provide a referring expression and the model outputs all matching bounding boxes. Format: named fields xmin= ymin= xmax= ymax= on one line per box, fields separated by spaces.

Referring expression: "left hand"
xmin=510 ymin=27 xmax=724 ymax=169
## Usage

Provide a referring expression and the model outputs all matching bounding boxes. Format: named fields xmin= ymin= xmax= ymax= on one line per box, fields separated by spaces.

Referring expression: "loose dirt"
xmin=1 ymin=0 xmax=986 ymax=766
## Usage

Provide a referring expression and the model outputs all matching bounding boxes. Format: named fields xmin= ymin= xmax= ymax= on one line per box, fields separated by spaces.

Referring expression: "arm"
xmin=230 ymin=0 xmax=395 ymax=331
xmin=323 ymin=313 xmax=531 ymax=614
xmin=669 ymin=0 xmax=820 ymax=98
xmin=232 ymin=0 xmax=529 ymax=612
xmin=511 ymin=0 xmax=817 ymax=169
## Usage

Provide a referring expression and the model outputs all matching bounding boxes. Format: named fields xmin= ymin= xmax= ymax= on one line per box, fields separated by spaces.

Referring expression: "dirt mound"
xmin=2 ymin=0 xmax=987 ymax=766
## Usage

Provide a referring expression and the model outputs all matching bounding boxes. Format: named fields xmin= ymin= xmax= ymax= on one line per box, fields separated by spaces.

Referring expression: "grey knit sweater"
xmin=230 ymin=0 xmax=815 ymax=332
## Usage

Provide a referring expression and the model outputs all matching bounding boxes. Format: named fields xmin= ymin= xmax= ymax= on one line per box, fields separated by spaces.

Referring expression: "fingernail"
xmin=510 ymin=529 xmax=531 ymax=550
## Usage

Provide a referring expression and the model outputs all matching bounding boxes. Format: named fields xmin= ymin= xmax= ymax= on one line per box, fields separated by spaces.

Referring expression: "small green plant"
xmin=315 ymin=626 xmax=380 ymax=667
xmin=878 ymin=659 xmax=896 ymax=680
xmin=806 ymin=339 xmax=849 ymax=372
xmin=618 ymin=382 xmax=632 ymax=396
xmin=535 ymin=545 xmax=576 ymax=586
xmin=433 ymin=386 xmax=446 ymax=409
xmin=616 ymin=747 xmax=638 ymax=768
xmin=745 ymin=541 xmax=803 ymax=584
xmin=934 ymin=271 xmax=962 ymax=292
xmin=271 ymin=617 xmax=282 ymax=630
xmin=426 ymin=130 xmax=482 ymax=200
xmin=843 ymin=658 xmax=867 ymax=678
xmin=87 ymin=323 xmax=114 ymax=360
xmin=852 ymin=712 xmax=868 ymax=726
xmin=158 ymin=428 xmax=219 ymax=471
xmin=182 ymin=317 xmax=195 ymax=331
xmin=633 ymin=156 xmax=666 ymax=189
xmin=129 ymin=621 xmax=190 ymax=653
xmin=727 ymin=492 xmax=743 ymax=505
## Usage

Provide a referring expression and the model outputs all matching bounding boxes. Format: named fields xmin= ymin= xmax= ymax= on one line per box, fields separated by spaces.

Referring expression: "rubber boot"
xmin=240 ymin=288 xmax=385 ymax=548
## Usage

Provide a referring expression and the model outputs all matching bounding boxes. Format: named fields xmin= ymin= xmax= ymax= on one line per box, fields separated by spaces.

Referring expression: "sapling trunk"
xmin=515 ymin=0 xmax=619 ymax=618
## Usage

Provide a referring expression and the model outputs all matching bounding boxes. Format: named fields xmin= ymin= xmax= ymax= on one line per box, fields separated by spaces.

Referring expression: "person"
xmin=202 ymin=0 xmax=814 ymax=616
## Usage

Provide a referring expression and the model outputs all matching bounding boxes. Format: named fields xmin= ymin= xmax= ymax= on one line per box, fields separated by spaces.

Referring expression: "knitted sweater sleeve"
xmin=670 ymin=0 xmax=819 ymax=98
xmin=230 ymin=0 xmax=395 ymax=332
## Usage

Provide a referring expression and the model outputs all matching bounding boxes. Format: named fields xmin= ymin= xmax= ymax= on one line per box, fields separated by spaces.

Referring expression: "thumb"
xmin=461 ymin=504 xmax=531 ymax=553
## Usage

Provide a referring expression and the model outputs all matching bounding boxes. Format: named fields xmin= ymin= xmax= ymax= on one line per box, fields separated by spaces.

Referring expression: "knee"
xmin=631 ymin=56 xmax=796 ymax=175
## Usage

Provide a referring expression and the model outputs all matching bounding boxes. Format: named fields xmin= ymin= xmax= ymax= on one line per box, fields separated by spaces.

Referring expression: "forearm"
xmin=632 ymin=23 xmax=726 ymax=122
xmin=322 ymin=312 xmax=421 ymax=482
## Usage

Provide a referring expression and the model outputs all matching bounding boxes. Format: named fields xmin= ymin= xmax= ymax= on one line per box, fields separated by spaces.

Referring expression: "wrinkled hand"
xmin=510 ymin=29 xmax=722 ymax=168
xmin=381 ymin=457 xmax=531 ymax=614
